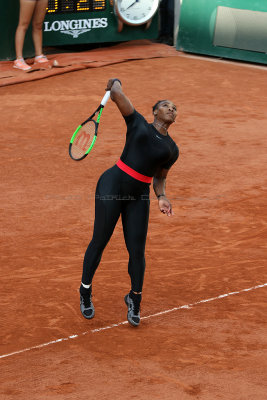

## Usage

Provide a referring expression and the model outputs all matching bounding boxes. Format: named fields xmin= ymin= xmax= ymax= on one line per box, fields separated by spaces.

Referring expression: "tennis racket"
xmin=69 ymin=91 xmax=110 ymax=161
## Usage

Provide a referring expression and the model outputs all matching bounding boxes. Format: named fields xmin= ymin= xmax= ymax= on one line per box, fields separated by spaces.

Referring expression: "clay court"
xmin=0 ymin=41 xmax=267 ymax=399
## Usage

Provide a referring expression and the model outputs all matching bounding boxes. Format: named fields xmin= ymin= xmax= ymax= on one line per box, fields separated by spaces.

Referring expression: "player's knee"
xmin=128 ymin=248 xmax=145 ymax=261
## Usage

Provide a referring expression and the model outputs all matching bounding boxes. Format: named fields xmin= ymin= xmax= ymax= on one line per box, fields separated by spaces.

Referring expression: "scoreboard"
xmin=43 ymin=0 xmax=158 ymax=46
xmin=46 ymin=0 xmax=107 ymax=14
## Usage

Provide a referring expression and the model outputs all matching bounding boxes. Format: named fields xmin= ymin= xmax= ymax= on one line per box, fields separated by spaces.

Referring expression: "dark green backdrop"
xmin=177 ymin=0 xmax=267 ymax=65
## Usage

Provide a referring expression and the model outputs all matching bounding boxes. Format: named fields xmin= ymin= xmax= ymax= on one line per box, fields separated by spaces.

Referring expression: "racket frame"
xmin=69 ymin=91 xmax=110 ymax=161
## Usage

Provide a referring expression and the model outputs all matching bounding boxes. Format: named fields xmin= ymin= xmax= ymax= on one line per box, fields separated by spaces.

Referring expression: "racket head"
xmin=69 ymin=119 xmax=97 ymax=161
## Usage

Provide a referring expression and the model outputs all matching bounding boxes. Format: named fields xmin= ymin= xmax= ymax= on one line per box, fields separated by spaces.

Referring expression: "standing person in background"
xmin=79 ymin=78 xmax=179 ymax=327
xmin=14 ymin=0 xmax=49 ymax=71
xmin=157 ymin=0 xmax=175 ymax=46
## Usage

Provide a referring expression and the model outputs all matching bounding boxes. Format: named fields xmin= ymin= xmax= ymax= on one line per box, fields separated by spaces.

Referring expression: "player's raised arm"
xmin=106 ymin=78 xmax=134 ymax=117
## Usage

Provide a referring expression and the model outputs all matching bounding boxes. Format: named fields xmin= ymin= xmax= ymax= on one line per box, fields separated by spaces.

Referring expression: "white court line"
xmin=1 ymin=283 xmax=266 ymax=360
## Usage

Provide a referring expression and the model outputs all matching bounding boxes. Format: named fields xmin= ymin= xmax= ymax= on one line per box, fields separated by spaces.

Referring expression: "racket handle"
xmin=101 ymin=91 xmax=110 ymax=107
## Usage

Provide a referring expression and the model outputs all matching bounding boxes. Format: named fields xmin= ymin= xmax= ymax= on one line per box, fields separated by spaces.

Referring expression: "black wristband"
xmin=112 ymin=79 xmax=122 ymax=86
xmin=157 ymin=194 xmax=166 ymax=199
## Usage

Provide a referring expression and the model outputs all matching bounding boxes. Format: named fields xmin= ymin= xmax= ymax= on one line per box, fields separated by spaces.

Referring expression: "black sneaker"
xmin=80 ymin=285 xmax=95 ymax=319
xmin=124 ymin=291 xmax=141 ymax=327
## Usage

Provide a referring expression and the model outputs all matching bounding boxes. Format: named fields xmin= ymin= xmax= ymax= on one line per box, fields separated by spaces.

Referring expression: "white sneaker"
xmin=34 ymin=54 xmax=48 ymax=64
xmin=13 ymin=58 xmax=31 ymax=71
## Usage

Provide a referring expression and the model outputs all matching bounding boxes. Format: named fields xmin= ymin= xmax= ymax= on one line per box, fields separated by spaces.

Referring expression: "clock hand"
xmin=126 ymin=0 xmax=139 ymax=9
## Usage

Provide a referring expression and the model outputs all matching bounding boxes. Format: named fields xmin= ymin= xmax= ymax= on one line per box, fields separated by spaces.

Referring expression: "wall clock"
xmin=114 ymin=0 xmax=159 ymax=32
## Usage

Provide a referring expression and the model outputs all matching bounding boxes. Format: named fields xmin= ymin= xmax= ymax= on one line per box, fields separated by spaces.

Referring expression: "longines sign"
xmin=44 ymin=18 xmax=108 ymax=38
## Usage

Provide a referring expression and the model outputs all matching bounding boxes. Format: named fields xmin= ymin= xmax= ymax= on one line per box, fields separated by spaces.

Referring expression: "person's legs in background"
xmin=32 ymin=0 xmax=49 ymax=63
xmin=14 ymin=0 xmax=36 ymax=70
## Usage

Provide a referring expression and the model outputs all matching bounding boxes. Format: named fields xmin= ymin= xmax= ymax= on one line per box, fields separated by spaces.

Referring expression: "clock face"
xmin=114 ymin=0 xmax=159 ymax=26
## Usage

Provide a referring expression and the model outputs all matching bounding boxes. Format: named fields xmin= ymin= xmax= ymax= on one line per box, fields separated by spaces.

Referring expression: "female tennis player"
xmin=80 ymin=78 xmax=179 ymax=327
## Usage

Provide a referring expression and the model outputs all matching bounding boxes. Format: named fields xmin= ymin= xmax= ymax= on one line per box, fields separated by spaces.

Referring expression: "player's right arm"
xmin=153 ymin=167 xmax=173 ymax=217
xmin=106 ymin=78 xmax=134 ymax=117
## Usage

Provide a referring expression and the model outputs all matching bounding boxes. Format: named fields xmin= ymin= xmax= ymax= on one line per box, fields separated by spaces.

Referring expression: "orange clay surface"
xmin=0 ymin=42 xmax=267 ymax=399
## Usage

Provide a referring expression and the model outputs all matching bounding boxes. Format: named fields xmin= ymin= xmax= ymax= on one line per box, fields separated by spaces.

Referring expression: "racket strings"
xmin=71 ymin=121 xmax=96 ymax=160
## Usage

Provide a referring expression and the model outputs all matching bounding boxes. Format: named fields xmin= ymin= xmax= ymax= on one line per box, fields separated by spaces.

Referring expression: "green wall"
xmin=0 ymin=0 xmax=34 ymax=61
xmin=177 ymin=0 xmax=267 ymax=65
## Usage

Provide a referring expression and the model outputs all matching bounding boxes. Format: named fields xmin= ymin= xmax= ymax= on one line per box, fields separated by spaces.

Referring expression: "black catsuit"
xmin=81 ymin=110 xmax=179 ymax=292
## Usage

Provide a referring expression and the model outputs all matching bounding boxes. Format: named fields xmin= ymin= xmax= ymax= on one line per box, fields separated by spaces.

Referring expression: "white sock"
xmin=81 ymin=282 xmax=91 ymax=289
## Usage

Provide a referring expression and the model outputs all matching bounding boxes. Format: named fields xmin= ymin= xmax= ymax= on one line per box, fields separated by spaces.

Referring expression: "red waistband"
xmin=116 ymin=159 xmax=152 ymax=183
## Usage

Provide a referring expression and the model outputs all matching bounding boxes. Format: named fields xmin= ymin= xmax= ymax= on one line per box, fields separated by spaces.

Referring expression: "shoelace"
xmin=81 ymin=293 xmax=92 ymax=308
xmin=130 ymin=297 xmax=141 ymax=315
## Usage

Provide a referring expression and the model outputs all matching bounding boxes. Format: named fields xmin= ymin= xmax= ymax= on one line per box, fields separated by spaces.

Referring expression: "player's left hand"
xmin=158 ymin=196 xmax=173 ymax=217
xmin=106 ymin=78 xmax=121 ymax=91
